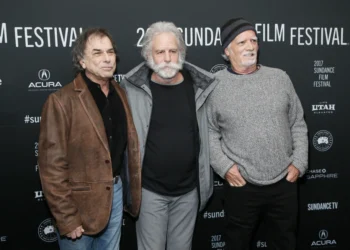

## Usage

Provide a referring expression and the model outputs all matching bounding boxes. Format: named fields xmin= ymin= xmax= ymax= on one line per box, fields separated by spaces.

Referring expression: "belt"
xmin=113 ymin=175 xmax=119 ymax=184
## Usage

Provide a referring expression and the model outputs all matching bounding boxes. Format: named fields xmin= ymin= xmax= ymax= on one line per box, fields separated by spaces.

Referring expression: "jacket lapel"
xmin=112 ymin=80 xmax=141 ymax=216
xmin=74 ymin=73 xmax=110 ymax=155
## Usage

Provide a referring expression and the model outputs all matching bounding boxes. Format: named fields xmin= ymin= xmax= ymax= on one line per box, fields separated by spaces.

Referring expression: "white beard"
xmin=147 ymin=56 xmax=184 ymax=79
xmin=241 ymin=58 xmax=257 ymax=67
xmin=241 ymin=52 xmax=257 ymax=67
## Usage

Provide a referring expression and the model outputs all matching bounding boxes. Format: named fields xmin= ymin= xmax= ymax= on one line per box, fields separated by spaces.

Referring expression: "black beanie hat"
xmin=221 ymin=18 xmax=256 ymax=50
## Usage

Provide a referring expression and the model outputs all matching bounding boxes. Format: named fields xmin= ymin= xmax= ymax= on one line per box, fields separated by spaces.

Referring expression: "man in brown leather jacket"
xmin=38 ymin=28 xmax=141 ymax=250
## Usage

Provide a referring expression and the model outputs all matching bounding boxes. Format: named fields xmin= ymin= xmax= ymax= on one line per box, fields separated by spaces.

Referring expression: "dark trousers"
xmin=223 ymin=177 xmax=298 ymax=250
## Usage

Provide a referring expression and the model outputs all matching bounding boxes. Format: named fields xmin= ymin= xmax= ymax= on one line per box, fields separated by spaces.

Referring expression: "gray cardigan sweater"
xmin=207 ymin=65 xmax=308 ymax=185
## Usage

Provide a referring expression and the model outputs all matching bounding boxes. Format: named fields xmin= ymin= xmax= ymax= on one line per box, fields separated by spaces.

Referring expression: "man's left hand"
xmin=286 ymin=164 xmax=300 ymax=182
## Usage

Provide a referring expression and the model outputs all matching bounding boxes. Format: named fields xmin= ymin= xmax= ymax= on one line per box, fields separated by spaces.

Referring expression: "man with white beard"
xmin=121 ymin=21 xmax=219 ymax=250
xmin=207 ymin=18 xmax=308 ymax=250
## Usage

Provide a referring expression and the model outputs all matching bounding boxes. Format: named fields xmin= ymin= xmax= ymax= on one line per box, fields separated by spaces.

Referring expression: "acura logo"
xmin=319 ymin=229 xmax=328 ymax=240
xmin=38 ymin=69 xmax=50 ymax=81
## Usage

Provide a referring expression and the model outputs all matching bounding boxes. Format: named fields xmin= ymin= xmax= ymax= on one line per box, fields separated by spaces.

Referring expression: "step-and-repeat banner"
xmin=1 ymin=0 xmax=349 ymax=249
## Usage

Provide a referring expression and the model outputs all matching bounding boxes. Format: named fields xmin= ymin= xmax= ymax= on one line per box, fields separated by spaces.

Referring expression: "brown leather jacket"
xmin=38 ymin=73 xmax=141 ymax=236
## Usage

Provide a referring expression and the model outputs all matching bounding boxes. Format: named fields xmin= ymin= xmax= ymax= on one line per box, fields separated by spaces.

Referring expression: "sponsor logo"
xmin=38 ymin=218 xmax=57 ymax=243
xmin=203 ymin=210 xmax=225 ymax=219
xmin=306 ymin=168 xmax=338 ymax=180
xmin=35 ymin=190 xmax=45 ymax=201
xmin=256 ymin=241 xmax=268 ymax=248
xmin=311 ymin=229 xmax=337 ymax=247
xmin=313 ymin=130 xmax=333 ymax=152
xmin=210 ymin=64 xmax=227 ymax=74
xmin=0 ymin=236 xmax=7 ymax=242
xmin=24 ymin=115 xmax=41 ymax=124
xmin=114 ymin=74 xmax=125 ymax=83
xmin=28 ymin=81 xmax=62 ymax=89
xmin=307 ymin=202 xmax=338 ymax=211
xmin=319 ymin=230 xmax=328 ymax=240
xmin=28 ymin=69 xmax=62 ymax=91
xmin=312 ymin=101 xmax=335 ymax=114
xmin=38 ymin=69 xmax=50 ymax=81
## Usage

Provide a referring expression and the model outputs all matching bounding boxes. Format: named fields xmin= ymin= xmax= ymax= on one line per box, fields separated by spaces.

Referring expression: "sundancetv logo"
xmin=114 ymin=74 xmax=125 ymax=83
xmin=307 ymin=202 xmax=338 ymax=211
xmin=28 ymin=69 xmax=62 ymax=91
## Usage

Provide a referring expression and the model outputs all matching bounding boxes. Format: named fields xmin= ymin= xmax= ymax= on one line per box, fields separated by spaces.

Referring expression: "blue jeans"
xmin=57 ymin=179 xmax=123 ymax=250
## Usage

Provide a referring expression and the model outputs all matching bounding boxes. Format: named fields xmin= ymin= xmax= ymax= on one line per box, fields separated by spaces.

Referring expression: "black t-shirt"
xmin=142 ymin=72 xmax=198 ymax=196
xmin=82 ymin=72 xmax=127 ymax=177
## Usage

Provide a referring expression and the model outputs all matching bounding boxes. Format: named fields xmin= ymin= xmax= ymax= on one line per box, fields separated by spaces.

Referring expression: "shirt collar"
xmin=82 ymin=71 xmax=115 ymax=94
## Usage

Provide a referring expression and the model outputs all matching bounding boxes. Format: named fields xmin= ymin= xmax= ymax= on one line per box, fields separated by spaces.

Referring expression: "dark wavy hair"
xmin=72 ymin=27 xmax=118 ymax=75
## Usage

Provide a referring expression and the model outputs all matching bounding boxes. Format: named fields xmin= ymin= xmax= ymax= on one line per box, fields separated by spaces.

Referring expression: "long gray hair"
xmin=141 ymin=21 xmax=186 ymax=61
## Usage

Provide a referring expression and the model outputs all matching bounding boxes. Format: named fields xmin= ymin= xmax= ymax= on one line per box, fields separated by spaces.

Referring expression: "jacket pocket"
xmin=71 ymin=186 xmax=91 ymax=191
xmin=70 ymin=181 xmax=91 ymax=192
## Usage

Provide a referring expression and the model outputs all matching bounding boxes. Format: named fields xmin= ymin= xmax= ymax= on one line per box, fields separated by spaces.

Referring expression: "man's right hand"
xmin=225 ymin=164 xmax=246 ymax=187
xmin=66 ymin=226 xmax=85 ymax=239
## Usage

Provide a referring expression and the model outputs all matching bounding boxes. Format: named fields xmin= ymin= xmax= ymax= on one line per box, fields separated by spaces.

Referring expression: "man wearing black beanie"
xmin=207 ymin=18 xmax=308 ymax=250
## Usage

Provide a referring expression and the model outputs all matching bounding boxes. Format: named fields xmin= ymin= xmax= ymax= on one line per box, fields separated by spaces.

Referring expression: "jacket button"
xmin=105 ymin=160 xmax=110 ymax=164
xmin=106 ymin=187 xmax=111 ymax=190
